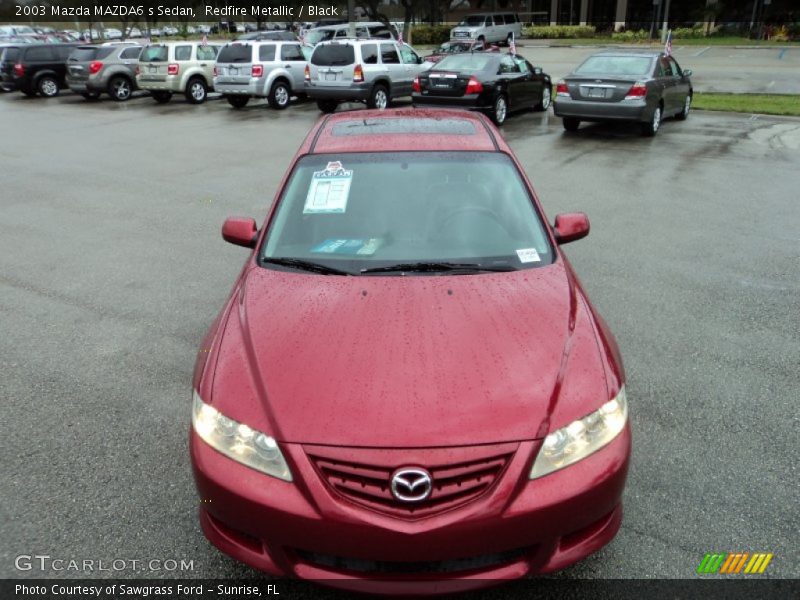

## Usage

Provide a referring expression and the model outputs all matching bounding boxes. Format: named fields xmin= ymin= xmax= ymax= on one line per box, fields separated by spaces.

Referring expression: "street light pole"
xmin=660 ymin=0 xmax=672 ymax=43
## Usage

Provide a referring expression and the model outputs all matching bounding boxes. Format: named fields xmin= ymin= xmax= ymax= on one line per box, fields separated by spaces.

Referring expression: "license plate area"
xmin=581 ymin=85 xmax=613 ymax=99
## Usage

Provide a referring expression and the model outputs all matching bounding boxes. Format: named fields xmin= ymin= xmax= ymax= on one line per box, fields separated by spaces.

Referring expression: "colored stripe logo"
xmin=697 ymin=553 xmax=773 ymax=574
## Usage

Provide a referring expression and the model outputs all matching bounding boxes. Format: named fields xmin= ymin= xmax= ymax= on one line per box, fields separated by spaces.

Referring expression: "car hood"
xmin=211 ymin=262 xmax=603 ymax=448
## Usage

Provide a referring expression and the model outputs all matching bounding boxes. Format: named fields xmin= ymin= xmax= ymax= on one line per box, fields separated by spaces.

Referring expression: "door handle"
xmin=200 ymin=63 xmax=207 ymax=67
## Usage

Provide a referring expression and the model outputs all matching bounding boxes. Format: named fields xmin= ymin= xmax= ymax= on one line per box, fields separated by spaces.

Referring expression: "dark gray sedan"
xmin=553 ymin=51 xmax=692 ymax=136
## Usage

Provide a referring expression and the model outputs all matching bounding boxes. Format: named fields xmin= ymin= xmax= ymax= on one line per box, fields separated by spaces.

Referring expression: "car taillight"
xmin=167 ymin=63 xmax=179 ymax=75
xmin=13 ymin=63 xmax=24 ymax=77
xmin=624 ymin=81 xmax=647 ymax=100
xmin=412 ymin=76 xmax=420 ymax=93
xmin=213 ymin=66 xmax=217 ymax=76
xmin=251 ymin=64 xmax=263 ymax=77
xmin=353 ymin=64 xmax=364 ymax=83
xmin=304 ymin=64 xmax=310 ymax=81
xmin=465 ymin=76 xmax=483 ymax=95
xmin=88 ymin=61 xmax=103 ymax=75
xmin=556 ymin=81 xmax=569 ymax=96
xmin=135 ymin=65 xmax=140 ymax=75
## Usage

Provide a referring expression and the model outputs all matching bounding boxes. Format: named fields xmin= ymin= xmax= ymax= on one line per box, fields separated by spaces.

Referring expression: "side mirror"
xmin=553 ymin=213 xmax=590 ymax=244
xmin=534 ymin=66 xmax=543 ymax=75
xmin=682 ymin=68 xmax=692 ymax=77
xmin=222 ymin=217 xmax=258 ymax=248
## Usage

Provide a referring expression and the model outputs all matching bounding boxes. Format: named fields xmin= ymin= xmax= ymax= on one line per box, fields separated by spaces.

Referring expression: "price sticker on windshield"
xmin=516 ymin=248 xmax=541 ymax=263
xmin=304 ymin=161 xmax=353 ymax=214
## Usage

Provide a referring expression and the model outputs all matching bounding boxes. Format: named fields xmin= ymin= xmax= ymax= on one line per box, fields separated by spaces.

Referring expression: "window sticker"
xmin=311 ymin=238 xmax=382 ymax=256
xmin=516 ymin=248 xmax=541 ymax=263
xmin=303 ymin=161 xmax=353 ymax=214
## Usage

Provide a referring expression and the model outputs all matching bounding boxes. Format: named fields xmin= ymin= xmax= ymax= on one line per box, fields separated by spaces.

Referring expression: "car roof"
xmin=590 ymin=51 xmax=662 ymax=58
xmin=302 ymin=109 xmax=505 ymax=155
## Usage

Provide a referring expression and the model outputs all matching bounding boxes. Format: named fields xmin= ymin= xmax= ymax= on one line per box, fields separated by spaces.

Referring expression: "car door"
xmin=398 ymin=43 xmax=424 ymax=86
xmin=196 ymin=44 xmax=219 ymax=84
xmin=497 ymin=54 xmax=527 ymax=109
xmin=656 ymin=55 xmax=678 ymax=114
xmin=513 ymin=56 xmax=539 ymax=106
xmin=667 ymin=56 xmax=690 ymax=113
xmin=279 ymin=42 xmax=306 ymax=90
xmin=379 ymin=42 xmax=405 ymax=97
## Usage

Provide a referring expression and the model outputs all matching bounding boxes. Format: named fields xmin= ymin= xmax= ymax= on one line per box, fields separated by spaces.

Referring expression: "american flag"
xmin=397 ymin=27 xmax=403 ymax=45
xmin=509 ymin=31 xmax=516 ymax=55
xmin=664 ymin=29 xmax=672 ymax=56
xmin=201 ymin=34 xmax=208 ymax=47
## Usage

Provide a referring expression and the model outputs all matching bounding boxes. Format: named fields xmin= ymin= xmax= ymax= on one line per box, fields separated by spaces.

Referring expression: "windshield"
xmin=459 ymin=16 xmax=486 ymax=26
xmin=575 ymin=55 xmax=654 ymax=77
xmin=306 ymin=28 xmax=336 ymax=45
xmin=261 ymin=152 xmax=553 ymax=275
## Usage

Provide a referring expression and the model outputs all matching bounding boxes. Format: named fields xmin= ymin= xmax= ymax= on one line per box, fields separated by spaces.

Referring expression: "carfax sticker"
xmin=516 ymin=248 xmax=541 ymax=263
xmin=303 ymin=161 xmax=353 ymax=214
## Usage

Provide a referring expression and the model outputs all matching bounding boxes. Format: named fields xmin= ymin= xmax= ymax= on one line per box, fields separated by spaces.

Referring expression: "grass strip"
xmin=693 ymin=93 xmax=800 ymax=117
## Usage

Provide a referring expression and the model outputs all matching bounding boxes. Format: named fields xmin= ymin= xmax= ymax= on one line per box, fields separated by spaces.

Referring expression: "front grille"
xmin=308 ymin=448 xmax=514 ymax=519
xmin=294 ymin=546 xmax=531 ymax=575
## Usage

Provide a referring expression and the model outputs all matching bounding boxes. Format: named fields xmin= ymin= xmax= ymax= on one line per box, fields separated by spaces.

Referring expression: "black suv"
xmin=0 ymin=43 xmax=78 ymax=97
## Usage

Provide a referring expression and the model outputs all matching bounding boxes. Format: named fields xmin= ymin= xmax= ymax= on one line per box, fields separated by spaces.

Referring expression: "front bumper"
xmin=191 ymin=424 xmax=631 ymax=593
xmin=305 ymin=82 xmax=371 ymax=102
xmin=553 ymin=97 xmax=650 ymax=123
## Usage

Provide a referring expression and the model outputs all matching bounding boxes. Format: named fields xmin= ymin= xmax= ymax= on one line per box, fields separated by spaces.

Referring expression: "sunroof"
xmin=331 ymin=118 xmax=477 ymax=136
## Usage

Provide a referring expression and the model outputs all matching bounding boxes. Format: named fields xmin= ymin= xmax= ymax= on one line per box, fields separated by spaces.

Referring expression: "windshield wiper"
xmin=360 ymin=261 xmax=517 ymax=275
xmin=262 ymin=257 xmax=352 ymax=276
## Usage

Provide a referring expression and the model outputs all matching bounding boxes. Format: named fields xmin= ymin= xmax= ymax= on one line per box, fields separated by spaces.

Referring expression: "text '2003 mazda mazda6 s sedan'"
xmin=190 ymin=109 xmax=631 ymax=594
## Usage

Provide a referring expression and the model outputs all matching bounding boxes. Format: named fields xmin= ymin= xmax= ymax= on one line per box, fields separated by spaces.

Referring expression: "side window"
xmin=174 ymin=45 xmax=191 ymax=61
xmin=485 ymin=16 xmax=494 ymax=26
xmin=499 ymin=55 xmax=519 ymax=74
xmin=280 ymin=44 xmax=304 ymax=61
xmin=356 ymin=26 xmax=368 ymax=38
xmin=514 ymin=56 xmax=530 ymax=74
xmin=259 ymin=44 xmax=276 ymax=61
xmin=361 ymin=43 xmax=378 ymax=65
xmin=120 ymin=47 xmax=141 ymax=60
xmin=380 ymin=43 xmax=399 ymax=64
xmin=25 ymin=47 xmax=52 ymax=61
xmin=399 ymin=45 xmax=419 ymax=65
xmin=335 ymin=29 xmax=347 ymax=38
xmin=667 ymin=57 xmax=681 ymax=76
xmin=658 ymin=57 xmax=671 ymax=77
xmin=496 ymin=15 xmax=506 ymax=25
xmin=196 ymin=45 xmax=218 ymax=61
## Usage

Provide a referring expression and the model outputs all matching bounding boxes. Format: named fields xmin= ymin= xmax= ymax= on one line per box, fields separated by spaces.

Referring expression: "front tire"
xmin=268 ymin=80 xmax=291 ymax=109
xmin=226 ymin=95 xmax=250 ymax=109
xmin=491 ymin=94 xmax=508 ymax=125
xmin=676 ymin=94 xmax=691 ymax=121
xmin=535 ymin=85 xmax=551 ymax=111
xmin=185 ymin=77 xmax=207 ymax=104
xmin=152 ymin=91 xmax=172 ymax=104
xmin=37 ymin=76 xmax=60 ymax=97
xmin=108 ymin=75 xmax=133 ymax=101
xmin=367 ymin=84 xmax=389 ymax=110
xmin=562 ymin=117 xmax=580 ymax=132
xmin=317 ymin=99 xmax=338 ymax=113
xmin=641 ymin=104 xmax=662 ymax=136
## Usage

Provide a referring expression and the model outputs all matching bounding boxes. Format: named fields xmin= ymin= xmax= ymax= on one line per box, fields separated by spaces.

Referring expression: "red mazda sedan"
xmin=191 ymin=109 xmax=630 ymax=593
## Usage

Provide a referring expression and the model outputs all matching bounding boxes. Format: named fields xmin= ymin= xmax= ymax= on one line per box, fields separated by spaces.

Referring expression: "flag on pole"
xmin=397 ymin=26 xmax=403 ymax=45
xmin=201 ymin=34 xmax=208 ymax=47
xmin=509 ymin=31 xmax=516 ymax=55
xmin=664 ymin=29 xmax=672 ymax=56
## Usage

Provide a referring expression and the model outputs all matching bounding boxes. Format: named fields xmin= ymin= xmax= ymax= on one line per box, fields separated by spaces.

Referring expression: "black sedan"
xmin=412 ymin=52 xmax=552 ymax=126
xmin=553 ymin=51 xmax=693 ymax=136
xmin=422 ymin=40 xmax=500 ymax=65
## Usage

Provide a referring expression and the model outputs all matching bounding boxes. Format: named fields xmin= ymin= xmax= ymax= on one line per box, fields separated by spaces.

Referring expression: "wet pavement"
xmin=1 ymin=91 xmax=798 ymax=588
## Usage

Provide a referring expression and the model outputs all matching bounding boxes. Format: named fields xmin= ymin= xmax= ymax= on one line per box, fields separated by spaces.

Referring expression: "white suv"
xmin=305 ymin=39 xmax=425 ymax=113
xmin=214 ymin=40 xmax=310 ymax=109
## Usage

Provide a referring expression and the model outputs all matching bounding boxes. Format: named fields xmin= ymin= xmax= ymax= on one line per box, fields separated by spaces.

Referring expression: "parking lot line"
xmin=777 ymin=49 xmax=787 ymax=60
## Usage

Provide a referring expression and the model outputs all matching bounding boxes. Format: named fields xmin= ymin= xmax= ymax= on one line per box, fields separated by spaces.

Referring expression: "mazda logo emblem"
xmin=390 ymin=468 xmax=433 ymax=503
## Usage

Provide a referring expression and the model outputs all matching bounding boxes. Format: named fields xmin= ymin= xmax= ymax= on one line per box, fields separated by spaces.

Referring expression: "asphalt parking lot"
xmin=1 ymin=90 xmax=798 ymax=591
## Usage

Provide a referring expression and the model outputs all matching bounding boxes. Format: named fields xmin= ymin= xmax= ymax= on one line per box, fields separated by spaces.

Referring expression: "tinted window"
xmin=380 ymin=44 xmax=399 ymax=64
xmin=504 ymin=14 xmax=517 ymax=24
xmin=69 ymin=46 xmax=103 ymax=61
xmin=174 ymin=45 xmax=192 ymax=61
xmin=399 ymin=45 xmax=419 ymax=65
xmin=499 ymin=55 xmax=519 ymax=73
xmin=1 ymin=48 xmax=20 ymax=62
xmin=436 ymin=53 xmax=496 ymax=72
xmin=575 ymin=55 xmax=654 ymax=77
xmin=259 ymin=44 xmax=276 ymax=61
xmin=368 ymin=26 xmax=394 ymax=39
xmin=361 ymin=43 xmax=378 ymax=64
xmin=262 ymin=152 xmax=553 ymax=273
xmin=140 ymin=45 xmax=168 ymax=62
xmin=120 ymin=46 xmax=142 ymax=60
xmin=24 ymin=47 xmax=53 ymax=61
xmin=460 ymin=16 xmax=486 ymax=26
xmin=306 ymin=28 xmax=335 ymax=45
xmin=196 ymin=45 xmax=218 ymax=60
xmin=218 ymin=44 xmax=251 ymax=63
xmin=311 ymin=44 xmax=355 ymax=66
xmin=514 ymin=56 xmax=531 ymax=74
xmin=54 ymin=46 xmax=77 ymax=60
xmin=495 ymin=15 xmax=507 ymax=25
xmin=280 ymin=44 xmax=304 ymax=61
xmin=667 ymin=56 xmax=681 ymax=76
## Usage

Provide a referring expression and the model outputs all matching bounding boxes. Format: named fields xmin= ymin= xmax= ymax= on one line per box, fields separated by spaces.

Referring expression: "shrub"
xmin=408 ymin=24 xmax=450 ymax=45
xmin=523 ymin=25 xmax=596 ymax=39
xmin=610 ymin=29 xmax=650 ymax=42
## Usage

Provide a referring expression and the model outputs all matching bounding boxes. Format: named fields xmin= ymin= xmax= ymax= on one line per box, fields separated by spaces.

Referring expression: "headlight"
xmin=192 ymin=391 xmax=292 ymax=482
xmin=530 ymin=386 xmax=627 ymax=480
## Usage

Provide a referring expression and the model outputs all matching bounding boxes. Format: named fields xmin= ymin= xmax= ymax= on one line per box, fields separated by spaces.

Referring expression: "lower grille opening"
xmin=207 ymin=513 xmax=263 ymax=554
xmin=294 ymin=546 xmax=532 ymax=575
xmin=560 ymin=509 xmax=615 ymax=551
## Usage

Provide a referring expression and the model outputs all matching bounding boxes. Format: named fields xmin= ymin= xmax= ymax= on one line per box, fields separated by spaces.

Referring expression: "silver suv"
xmin=450 ymin=13 xmax=522 ymax=45
xmin=66 ymin=43 xmax=141 ymax=101
xmin=305 ymin=39 xmax=425 ymax=113
xmin=214 ymin=40 xmax=309 ymax=109
xmin=136 ymin=41 xmax=222 ymax=104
